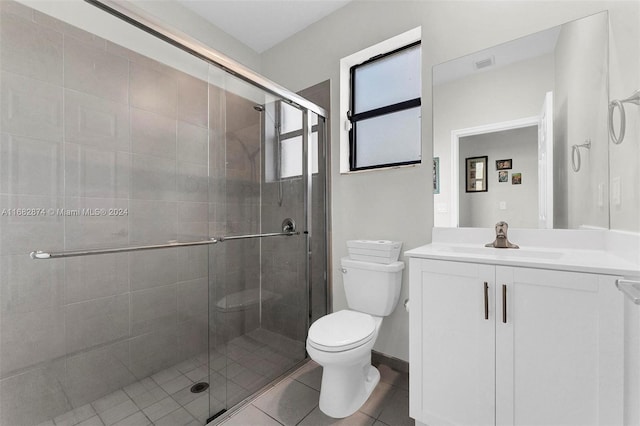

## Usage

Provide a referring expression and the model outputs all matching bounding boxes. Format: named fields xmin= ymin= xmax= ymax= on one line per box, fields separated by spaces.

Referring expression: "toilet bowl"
xmin=307 ymin=310 xmax=383 ymax=418
xmin=306 ymin=253 xmax=404 ymax=418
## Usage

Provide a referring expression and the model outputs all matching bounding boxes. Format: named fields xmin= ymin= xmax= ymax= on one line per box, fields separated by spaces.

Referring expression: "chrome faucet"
xmin=485 ymin=221 xmax=519 ymax=249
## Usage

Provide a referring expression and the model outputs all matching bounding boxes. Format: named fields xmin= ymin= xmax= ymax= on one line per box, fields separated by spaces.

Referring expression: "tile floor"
xmin=217 ymin=359 xmax=413 ymax=426
xmin=36 ymin=329 xmax=306 ymax=426
xmin=34 ymin=331 xmax=411 ymax=426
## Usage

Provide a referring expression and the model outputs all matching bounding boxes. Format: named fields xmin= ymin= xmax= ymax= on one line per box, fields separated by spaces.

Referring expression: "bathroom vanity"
xmin=420 ymin=2 xmax=640 ymax=424
xmin=406 ymin=228 xmax=640 ymax=426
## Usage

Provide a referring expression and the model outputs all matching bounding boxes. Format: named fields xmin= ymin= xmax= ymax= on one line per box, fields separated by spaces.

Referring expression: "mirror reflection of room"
xmin=433 ymin=12 xmax=608 ymax=230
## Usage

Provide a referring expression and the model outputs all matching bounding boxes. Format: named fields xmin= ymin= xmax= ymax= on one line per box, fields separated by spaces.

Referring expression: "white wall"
xmin=554 ymin=12 xmax=609 ymax=230
xmin=608 ymin=2 xmax=640 ymax=233
xmin=260 ymin=1 xmax=640 ymax=362
xmin=433 ymin=54 xmax=554 ymax=227
xmin=459 ymin=127 xmax=539 ymax=228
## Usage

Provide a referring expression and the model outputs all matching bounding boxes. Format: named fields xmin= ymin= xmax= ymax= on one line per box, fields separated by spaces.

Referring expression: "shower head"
xmin=253 ymin=104 xmax=264 ymax=112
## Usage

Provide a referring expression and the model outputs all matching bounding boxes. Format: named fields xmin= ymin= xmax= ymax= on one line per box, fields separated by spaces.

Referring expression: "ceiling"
xmin=176 ymin=0 xmax=352 ymax=53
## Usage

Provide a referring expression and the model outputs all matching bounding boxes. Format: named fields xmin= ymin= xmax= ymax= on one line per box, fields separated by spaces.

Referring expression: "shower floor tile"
xmin=38 ymin=329 xmax=305 ymax=426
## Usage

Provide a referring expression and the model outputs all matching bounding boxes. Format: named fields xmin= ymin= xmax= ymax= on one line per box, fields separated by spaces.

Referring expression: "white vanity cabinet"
xmin=409 ymin=258 xmax=624 ymax=426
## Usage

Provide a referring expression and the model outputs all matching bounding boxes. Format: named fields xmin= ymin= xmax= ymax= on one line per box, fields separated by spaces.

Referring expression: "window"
xmin=278 ymin=102 xmax=319 ymax=179
xmin=348 ymin=41 xmax=421 ymax=171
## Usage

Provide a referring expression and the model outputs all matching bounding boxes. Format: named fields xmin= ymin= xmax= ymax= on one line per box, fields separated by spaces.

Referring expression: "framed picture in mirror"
xmin=512 ymin=173 xmax=522 ymax=185
xmin=465 ymin=156 xmax=488 ymax=192
xmin=496 ymin=159 xmax=512 ymax=170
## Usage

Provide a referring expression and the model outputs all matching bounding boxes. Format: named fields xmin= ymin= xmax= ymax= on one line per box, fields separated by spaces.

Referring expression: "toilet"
xmin=306 ymin=240 xmax=404 ymax=418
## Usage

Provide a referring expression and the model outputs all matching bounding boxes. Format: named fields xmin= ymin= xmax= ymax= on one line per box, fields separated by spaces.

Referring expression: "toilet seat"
xmin=308 ymin=310 xmax=376 ymax=352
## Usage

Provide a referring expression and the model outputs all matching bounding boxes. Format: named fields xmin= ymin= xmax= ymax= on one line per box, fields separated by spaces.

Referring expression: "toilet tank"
xmin=341 ymin=257 xmax=404 ymax=316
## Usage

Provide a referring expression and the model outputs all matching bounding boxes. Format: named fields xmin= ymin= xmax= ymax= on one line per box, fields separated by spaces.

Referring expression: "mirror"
xmin=433 ymin=12 xmax=609 ymax=229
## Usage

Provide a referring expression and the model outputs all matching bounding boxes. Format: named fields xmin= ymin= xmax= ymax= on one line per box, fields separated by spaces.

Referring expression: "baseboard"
xmin=372 ymin=350 xmax=409 ymax=373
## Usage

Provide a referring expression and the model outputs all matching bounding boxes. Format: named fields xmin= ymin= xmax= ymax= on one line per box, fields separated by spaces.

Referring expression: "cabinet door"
xmin=410 ymin=259 xmax=495 ymax=426
xmin=495 ymin=267 xmax=624 ymax=426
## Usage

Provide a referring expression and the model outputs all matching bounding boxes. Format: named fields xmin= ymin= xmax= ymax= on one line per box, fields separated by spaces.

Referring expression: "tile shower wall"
xmin=260 ymin=178 xmax=306 ymax=344
xmin=0 ymin=2 xmax=217 ymax=424
xmin=260 ymin=82 xmax=330 ymax=342
xmin=209 ymin=87 xmax=262 ymax=340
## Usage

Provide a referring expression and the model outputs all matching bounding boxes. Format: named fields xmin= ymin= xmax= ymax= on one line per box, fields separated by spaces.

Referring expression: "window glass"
xmin=281 ymin=102 xmax=302 ymax=133
xmin=280 ymin=134 xmax=319 ymax=178
xmin=354 ymin=44 xmax=421 ymax=113
xmin=354 ymin=107 xmax=421 ymax=169
xmin=349 ymin=41 xmax=421 ymax=171
xmin=281 ymin=136 xmax=303 ymax=178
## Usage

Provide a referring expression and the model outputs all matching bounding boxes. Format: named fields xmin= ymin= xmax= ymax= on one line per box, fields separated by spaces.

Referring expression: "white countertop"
xmin=404 ymin=228 xmax=640 ymax=277
xmin=405 ymin=243 xmax=639 ymax=276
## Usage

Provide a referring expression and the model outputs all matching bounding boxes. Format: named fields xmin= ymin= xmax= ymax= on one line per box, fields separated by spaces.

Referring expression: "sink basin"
xmin=442 ymin=245 xmax=564 ymax=260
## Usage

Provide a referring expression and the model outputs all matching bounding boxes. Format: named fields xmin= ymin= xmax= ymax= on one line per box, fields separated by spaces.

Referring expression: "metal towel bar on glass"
xmin=31 ymin=218 xmax=299 ymax=260
xmin=30 ymin=231 xmax=298 ymax=260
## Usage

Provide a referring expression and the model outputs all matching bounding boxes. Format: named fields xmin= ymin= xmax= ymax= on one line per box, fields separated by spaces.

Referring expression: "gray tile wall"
xmin=258 ymin=96 xmax=329 ymax=342
xmin=260 ymin=179 xmax=307 ymax=343
xmin=209 ymin=91 xmax=262 ymax=348
xmin=0 ymin=2 xmax=216 ymax=424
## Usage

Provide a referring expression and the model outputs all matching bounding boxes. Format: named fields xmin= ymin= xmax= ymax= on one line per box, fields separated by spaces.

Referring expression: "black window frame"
xmin=348 ymin=40 xmax=422 ymax=171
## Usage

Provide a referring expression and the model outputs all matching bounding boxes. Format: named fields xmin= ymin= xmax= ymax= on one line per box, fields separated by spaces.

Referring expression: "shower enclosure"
xmin=0 ymin=1 xmax=328 ymax=424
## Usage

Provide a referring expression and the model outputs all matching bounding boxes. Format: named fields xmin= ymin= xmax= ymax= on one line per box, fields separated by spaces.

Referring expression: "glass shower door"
xmin=207 ymin=68 xmax=310 ymax=416
xmin=0 ymin=3 xmax=214 ymax=424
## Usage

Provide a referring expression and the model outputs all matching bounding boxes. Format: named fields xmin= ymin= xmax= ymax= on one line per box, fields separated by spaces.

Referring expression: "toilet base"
xmin=318 ymin=363 xmax=380 ymax=418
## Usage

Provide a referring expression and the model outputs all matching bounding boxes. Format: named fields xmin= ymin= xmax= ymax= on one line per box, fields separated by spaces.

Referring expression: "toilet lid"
xmin=308 ymin=310 xmax=376 ymax=352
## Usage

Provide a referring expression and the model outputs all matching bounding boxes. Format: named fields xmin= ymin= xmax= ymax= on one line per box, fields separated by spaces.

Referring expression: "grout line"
xmin=292 ymin=403 xmax=319 ymax=426
xmin=292 ymin=376 xmax=319 ymax=393
xmin=249 ymin=403 xmax=285 ymax=426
